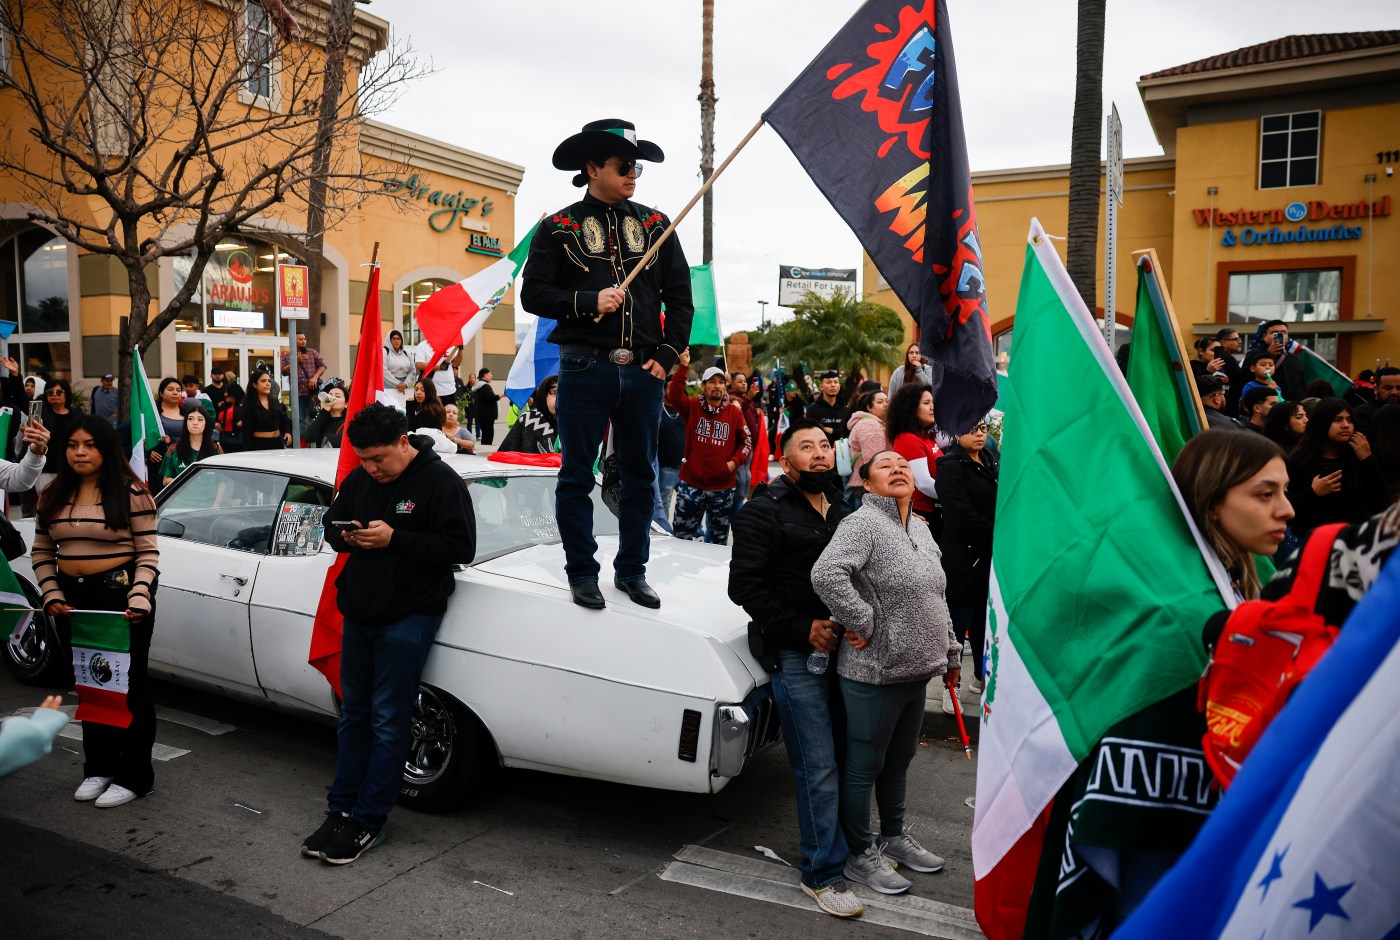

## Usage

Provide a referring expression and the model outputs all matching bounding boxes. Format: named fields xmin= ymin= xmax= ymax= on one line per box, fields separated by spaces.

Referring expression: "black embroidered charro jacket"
xmin=520 ymin=192 xmax=694 ymax=372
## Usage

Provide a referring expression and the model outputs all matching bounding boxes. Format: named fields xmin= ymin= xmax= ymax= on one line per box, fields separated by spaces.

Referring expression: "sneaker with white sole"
xmin=319 ymin=820 xmax=384 ymax=865
xmin=800 ymin=881 xmax=864 ymax=918
xmin=94 ymin=784 xmax=140 ymax=808
xmin=74 ymin=776 xmax=114 ymax=801
xmin=301 ymin=812 xmax=348 ymax=858
xmin=843 ymin=843 xmax=912 ymax=895
xmin=942 ymin=687 xmax=956 ymax=715
xmin=969 ymin=678 xmax=984 ymax=695
xmin=880 ymin=829 xmax=945 ymax=873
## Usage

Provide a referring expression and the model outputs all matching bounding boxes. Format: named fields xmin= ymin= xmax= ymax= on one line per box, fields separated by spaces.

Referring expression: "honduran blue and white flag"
xmin=504 ymin=314 xmax=558 ymax=409
xmin=1116 ymin=549 xmax=1400 ymax=939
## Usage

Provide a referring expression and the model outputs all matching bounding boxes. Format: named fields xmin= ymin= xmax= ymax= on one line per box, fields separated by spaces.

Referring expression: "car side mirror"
xmin=157 ymin=518 xmax=185 ymax=539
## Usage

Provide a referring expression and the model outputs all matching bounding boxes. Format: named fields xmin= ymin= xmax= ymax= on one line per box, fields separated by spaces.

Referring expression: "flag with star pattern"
xmin=1117 ymin=549 xmax=1400 ymax=938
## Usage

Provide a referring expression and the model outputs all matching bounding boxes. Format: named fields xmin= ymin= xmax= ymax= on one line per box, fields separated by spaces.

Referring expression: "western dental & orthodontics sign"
xmin=1195 ymin=196 xmax=1390 ymax=248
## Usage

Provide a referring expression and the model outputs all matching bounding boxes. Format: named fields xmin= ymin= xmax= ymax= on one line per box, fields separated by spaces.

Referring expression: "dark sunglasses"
xmin=604 ymin=159 xmax=643 ymax=178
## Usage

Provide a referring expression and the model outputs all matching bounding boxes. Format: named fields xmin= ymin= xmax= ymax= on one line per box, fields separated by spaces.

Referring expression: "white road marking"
xmin=156 ymin=706 xmax=236 ymax=735
xmin=473 ymin=880 xmax=514 ymax=896
xmin=659 ymin=845 xmax=982 ymax=939
xmin=53 ymin=723 xmax=191 ymax=761
xmin=233 ymin=803 xmax=263 ymax=814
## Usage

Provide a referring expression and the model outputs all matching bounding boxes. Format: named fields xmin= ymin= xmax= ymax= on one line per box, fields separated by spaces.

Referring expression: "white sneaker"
xmin=799 ymin=881 xmax=864 ymax=918
xmin=95 ymin=784 xmax=140 ymax=808
xmin=74 ymin=776 xmax=114 ymax=801
xmin=843 ymin=843 xmax=912 ymax=895
xmin=881 ymin=828 xmax=946 ymax=873
xmin=942 ymin=687 xmax=956 ymax=715
xmin=969 ymin=677 xmax=984 ymax=695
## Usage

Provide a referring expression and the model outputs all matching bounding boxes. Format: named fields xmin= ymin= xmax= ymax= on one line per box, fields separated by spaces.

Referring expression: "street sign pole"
xmin=277 ymin=263 xmax=311 ymax=448
xmin=1104 ymin=103 xmax=1124 ymax=350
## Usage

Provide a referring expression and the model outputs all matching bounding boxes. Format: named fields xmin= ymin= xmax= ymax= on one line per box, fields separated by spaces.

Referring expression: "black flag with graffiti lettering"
xmin=764 ymin=0 xmax=995 ymax=433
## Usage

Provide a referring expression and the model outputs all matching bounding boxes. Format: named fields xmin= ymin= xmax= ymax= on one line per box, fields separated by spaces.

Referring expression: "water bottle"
xmin=806 ymin=650 xmax=829 ymax=675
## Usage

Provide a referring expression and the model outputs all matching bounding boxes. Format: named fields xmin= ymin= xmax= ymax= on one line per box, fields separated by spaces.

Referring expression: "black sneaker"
xmin=301 ymin=812 xmax=348 ymax=858
xmin=319 ymin=819 xmax=384 ymax=865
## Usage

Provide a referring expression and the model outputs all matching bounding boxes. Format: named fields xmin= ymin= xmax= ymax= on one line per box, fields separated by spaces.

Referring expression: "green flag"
xmin=129 ymin=346 xmax=162 ymax=484
xmin=688 ymin=264 xmax=721 ymax=346
xmin=0 ymin=548 xmax=36 ymax=649
xmin=1295 ymin=343 xmax=1354 ymax=398
xmin=1125 ymin=251 xmax=1206 ymax=465
xmin=973 ymin=220 xmax=1233 ymax=894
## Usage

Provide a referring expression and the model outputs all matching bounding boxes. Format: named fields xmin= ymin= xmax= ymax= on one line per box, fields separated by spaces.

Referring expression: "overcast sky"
xmin=377 ymin=1 xmax=1395 ymax=339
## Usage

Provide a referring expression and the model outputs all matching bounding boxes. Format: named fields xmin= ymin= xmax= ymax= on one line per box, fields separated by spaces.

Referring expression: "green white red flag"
xmin=415 ymin=222 xmax=537 ymax=372
xmin=70 ymin=610 xmax=133 ymax=728
xmin=972 ymin=220 xmax=1234 ymax=938
xmin=1295 ymin=342 xmax=1354 ymax=398
xmin=129 ymin=346 xmax=163 ymax=484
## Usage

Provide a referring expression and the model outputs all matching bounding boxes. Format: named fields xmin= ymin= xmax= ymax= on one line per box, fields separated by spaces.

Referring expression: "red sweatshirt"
xmin=667 ymin=371 xmax=753 ymax=491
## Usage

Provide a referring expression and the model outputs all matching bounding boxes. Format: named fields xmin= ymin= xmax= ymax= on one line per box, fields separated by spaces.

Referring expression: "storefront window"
xmin=0 ymin=227 xmax=71 ymax=379
xmin=401 ymin=279 xmax=452 ymax=346
xmin=245 ymin=2 xmax=273 ymax=101
xmin=1227 ymin=270 xmax=1340 ymax=323
xmin=1259 ymin=111 xmax=1320 ymax=189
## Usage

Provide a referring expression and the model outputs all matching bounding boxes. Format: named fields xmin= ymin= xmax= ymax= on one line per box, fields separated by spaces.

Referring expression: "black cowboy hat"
xmin=552 ymin=119 xmax=665 ymax=171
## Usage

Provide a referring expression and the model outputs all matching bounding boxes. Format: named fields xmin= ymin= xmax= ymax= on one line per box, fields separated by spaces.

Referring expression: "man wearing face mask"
xmin=727 ymin=420 xmax=861 ymax=920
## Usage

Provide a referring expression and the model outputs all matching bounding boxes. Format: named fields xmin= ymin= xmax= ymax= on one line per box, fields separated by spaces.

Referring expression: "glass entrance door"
xmin=206 ymin=341 xmax=288 ymax=398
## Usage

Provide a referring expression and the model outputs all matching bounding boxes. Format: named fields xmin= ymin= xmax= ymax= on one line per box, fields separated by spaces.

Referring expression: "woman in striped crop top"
xmin=33 ymin=415 xmax=159 ymax=808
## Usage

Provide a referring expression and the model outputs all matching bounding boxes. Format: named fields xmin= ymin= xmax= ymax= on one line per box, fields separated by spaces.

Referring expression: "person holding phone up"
xmin=0 ymin=355 xmax=50 ymax=492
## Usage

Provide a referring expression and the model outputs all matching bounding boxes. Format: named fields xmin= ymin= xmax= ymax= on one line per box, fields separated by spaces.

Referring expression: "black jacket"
xmin=935 ymin=447 xmax=998 ymax=599
xmin=1286 ymin=449 xmax=1388 ymax=539
xmin=324 ymin=437 xmax=475 ymax=623
xmin=728 ymin=474 xmax=849 ymax=672
xmin=520 ymin=192 xmax=694 ymax=373
xmin=804 ymin=397 xmax=849 ymax=440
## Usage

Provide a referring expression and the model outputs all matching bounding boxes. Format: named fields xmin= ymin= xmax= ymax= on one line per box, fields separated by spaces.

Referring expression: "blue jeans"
xmin=650 ymin=455 xmax=673 ymax=534
xmin=771 ymin=649 xmax=850 ymax=890
xmin=658 ymin=465 xmax=680 ymax=525
xmin=329 ymin=612 xmax=443 ymax=831
xmin=730 ymin=463 xmax=752 ymax=522
xmin=555 ymin=355 xmax=663 ymax=584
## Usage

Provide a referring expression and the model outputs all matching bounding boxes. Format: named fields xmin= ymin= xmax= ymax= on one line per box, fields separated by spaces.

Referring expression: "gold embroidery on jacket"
xmin=622 ymin=216 xmax=644 ymax=254
xmin=581 ymin=216 xmax=605 ymax=255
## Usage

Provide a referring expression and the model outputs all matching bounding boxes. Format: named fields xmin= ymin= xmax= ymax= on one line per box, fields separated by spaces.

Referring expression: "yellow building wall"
xmin=1170 ymin=102 xmax=1400 ymax=373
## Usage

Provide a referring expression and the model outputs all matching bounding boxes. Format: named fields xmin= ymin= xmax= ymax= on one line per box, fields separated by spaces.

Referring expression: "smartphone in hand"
xmin=327 ymin=520 xmax=364 ymax=537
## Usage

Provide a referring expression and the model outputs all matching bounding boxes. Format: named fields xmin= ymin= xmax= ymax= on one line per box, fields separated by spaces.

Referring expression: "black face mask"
xmin=794 ymin=468 xmax=837 ymax=493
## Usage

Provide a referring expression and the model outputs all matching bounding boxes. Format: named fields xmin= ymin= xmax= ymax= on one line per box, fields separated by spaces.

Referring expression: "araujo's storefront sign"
xmin=383 ymin=173 xmax=496 ymax=233
xmin=1194 ymin=196 xmax=1391 ymax=248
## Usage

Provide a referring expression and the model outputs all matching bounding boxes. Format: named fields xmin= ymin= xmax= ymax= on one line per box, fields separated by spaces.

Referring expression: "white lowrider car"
xmin=4 ymin=450 xmax=779 ymax=808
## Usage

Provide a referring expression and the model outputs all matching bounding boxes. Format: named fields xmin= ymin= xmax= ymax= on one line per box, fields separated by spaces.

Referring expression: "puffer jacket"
xmin=811 ymin=493 xmax=958 ymax=685
xmin=845 ymin=410 xmax=889 ymax=489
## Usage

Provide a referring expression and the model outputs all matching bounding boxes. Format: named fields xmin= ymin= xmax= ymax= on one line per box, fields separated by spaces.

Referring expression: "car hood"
xmin=473 ymin=535 xmax=766 ymax=683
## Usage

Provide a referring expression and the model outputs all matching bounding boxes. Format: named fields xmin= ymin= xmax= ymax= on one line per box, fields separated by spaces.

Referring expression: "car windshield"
xmin=467 ymin=473 xmax=618 ymax=563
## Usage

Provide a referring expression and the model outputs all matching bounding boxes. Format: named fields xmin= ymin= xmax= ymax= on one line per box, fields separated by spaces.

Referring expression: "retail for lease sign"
xmin=1193 ymin=196 xmax=1390 ymax=248
xmin=277 ymin=264 xmax=310 ymax=320
xmin=777 ymin=264 xmax=858 ymax=307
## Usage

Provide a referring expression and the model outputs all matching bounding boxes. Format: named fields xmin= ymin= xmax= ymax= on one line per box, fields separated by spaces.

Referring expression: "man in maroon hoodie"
xmin=666 ymin=350 xmax=752 ymax=544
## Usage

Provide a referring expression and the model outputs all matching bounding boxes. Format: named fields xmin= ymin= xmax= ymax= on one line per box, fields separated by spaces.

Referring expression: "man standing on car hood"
xmin=300 ymin=404 xmax=475 ymax=865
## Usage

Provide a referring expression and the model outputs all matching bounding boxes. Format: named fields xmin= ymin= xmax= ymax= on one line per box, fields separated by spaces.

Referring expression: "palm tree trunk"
xmin=699 ymin=0 xmax=716 ymax=266
xmin=1066 ymin=0 xmax=1105 ymax=311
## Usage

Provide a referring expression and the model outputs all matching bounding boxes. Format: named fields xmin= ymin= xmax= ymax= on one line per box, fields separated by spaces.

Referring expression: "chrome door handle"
xmin=220 ymin=574 xmax=248 ymax=586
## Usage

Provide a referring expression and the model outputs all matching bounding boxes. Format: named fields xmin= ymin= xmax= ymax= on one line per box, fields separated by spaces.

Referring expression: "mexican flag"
xmin=688 ymin=264 xmax=722 ymax=346
xmin=129 ymin=346 xmax=162 ymax=484
xmin=1295 ymin=342 xmax=1354 ymax=398
xmin=0 ymin=550 xmax=35 ymax=648
xmin=70 ymin=610 xmax=133 ymax=728
xmin=415 ymin=221 xmax=538 ymax=372
xmin=972 ymin=220 xmax=1234 ymax=939
xmin=1125 ymin=249 xmax=1206 ymax=465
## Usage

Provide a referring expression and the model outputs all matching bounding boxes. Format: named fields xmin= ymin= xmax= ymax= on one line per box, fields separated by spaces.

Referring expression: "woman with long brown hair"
xmin=886 ymin=343 xmax=932 ymax=400
xmin=1172 ymin=431 xmax=1294 ymax=601
xmin=241 ymin=370 xmax=292 ymax=450
xmin=33 ymin=416 xmax=159 ymax=808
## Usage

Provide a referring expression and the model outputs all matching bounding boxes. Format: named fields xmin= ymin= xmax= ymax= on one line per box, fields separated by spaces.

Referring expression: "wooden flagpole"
xmin=602 ymin=118 xmax=766 ymax=312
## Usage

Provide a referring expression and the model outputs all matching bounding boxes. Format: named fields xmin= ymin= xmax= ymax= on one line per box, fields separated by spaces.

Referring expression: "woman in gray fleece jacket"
xmin=811 ymin=450 xmax=960 ymax=895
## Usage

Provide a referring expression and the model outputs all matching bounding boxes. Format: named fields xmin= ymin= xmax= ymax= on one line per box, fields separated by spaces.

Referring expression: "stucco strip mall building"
xmin=865 ymin=31 xmax=1398 ymax=375
xmin=0 ymin=4 xmax=524 ymax=395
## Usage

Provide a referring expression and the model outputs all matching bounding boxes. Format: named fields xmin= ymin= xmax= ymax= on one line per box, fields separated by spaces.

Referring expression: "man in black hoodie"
xmin=728 ymin=420 xmax=861 ymax=919
xmin=301 ymin=404 xmax=475 ymax=865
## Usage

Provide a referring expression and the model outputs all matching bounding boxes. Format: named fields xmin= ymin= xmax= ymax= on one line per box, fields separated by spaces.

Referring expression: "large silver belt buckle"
xmin=608 ymin=348 xmax=635 ymax=365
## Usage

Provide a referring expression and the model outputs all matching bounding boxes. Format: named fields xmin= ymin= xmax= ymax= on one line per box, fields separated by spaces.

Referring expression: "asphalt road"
xmin=0 ymin=667 xmax=982 ymax=939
